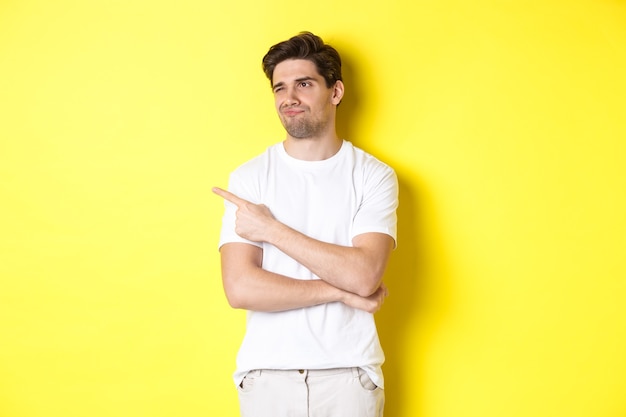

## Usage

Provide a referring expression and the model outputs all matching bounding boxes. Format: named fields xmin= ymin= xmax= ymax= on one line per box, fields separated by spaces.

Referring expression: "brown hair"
xmin=262 ymin=32 xmax=342 ymax=88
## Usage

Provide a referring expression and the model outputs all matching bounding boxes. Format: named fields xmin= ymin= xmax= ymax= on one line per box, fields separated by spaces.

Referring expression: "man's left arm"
xmin=270 ymin=225 xmax=394 ymax=297
xmin=212 ymin=187 xmax=395 ymax=297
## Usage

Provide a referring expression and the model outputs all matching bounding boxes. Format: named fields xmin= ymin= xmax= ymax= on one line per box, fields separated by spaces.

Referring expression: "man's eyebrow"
xmin=273 ymin=76 xmax=317 ymax=89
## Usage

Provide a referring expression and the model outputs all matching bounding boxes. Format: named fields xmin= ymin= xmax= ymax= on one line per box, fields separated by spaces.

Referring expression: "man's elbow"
xmin=350 ymin=242 xmax=392 ymax=297
xmin=355 ymin=283 xmax=381 ymax=298
xmin=353 ymin=270 xmax=385 ymax=298
xmin=224 ymin=292 xmax=245 ymax=309
xmin=223 ymin=279 xmax=249 ymax=310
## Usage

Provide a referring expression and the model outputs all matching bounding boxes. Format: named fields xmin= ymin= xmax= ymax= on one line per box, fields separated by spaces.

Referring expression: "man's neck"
xmin=283 ymin=135 xmax=343 ymax=161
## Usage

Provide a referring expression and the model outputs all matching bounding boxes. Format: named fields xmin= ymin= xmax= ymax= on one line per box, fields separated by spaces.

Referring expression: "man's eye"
xmin=299 ymin=82 xmax=309 ymax=87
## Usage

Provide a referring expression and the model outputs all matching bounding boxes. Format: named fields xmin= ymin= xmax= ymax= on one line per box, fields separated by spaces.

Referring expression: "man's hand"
xmin=213 ymin=187 xmax=276 ymax=243
xmin=342 ymin=283 xmax=389 ymax=314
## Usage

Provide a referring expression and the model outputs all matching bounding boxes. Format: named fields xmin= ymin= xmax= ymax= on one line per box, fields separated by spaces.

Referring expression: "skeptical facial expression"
xmin=272 ymin=59 xmax=342 ymax=139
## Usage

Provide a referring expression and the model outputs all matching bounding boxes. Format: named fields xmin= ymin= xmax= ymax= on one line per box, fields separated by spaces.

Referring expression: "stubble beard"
xmin=281 ymin=113 xmax=327 ymax=139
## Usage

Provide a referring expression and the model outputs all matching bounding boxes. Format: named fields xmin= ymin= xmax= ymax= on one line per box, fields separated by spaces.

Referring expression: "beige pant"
xmin=237 ymin=367 xmax=384 ymax=417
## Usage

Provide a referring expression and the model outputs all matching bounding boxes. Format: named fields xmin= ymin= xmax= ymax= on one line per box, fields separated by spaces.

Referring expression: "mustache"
xmin=280 ymin=104 xmax=307 ymax=112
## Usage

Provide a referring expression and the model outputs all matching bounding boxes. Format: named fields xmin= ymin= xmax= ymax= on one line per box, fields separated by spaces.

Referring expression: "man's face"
xmin=272 ymin=59 xmax=342 ymax=139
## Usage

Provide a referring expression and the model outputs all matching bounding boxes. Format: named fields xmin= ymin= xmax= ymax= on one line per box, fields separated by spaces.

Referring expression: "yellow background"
xmin=1 ymin=1 xmax=625 ymax=416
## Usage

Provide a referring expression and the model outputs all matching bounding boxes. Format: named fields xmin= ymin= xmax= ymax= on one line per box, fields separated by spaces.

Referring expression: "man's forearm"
xmin=224 ymin=266 xmax=343 ymax=312
xmin=220 ymin=243 xmax=387 ymax=313
xmin=266 ymin=222 xmax=393 ymax=297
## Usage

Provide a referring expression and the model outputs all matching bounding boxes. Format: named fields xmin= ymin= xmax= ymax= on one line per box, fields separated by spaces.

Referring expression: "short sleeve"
xmin=351 ymin=164 xmax=398 ymax=247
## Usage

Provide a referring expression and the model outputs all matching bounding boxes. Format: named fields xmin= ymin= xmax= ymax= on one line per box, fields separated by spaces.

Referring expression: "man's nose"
xmin=284 ymin=88 xmax=299 ymax=105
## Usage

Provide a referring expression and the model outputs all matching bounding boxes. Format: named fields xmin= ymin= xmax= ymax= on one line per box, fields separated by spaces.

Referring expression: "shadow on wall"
xmin=335 ymin=49 xmax=359 ymax=143
xmin=377 ymin=177 xmax=423 ymax=417
xmin=336 ymin=48 xmax=447 ymax=417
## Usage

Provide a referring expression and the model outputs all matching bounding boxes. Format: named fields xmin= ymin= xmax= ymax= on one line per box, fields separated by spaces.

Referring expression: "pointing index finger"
xmin=212 ymin=187 xmax=247 ymax=207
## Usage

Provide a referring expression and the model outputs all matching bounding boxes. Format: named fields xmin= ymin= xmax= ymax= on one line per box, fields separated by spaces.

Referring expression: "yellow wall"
xmin=1 ymin=1 xmax=625 ymax=416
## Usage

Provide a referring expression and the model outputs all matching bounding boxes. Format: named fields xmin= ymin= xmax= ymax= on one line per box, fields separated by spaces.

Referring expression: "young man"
xmin=213 ymin=32 xmax=398 ymax=417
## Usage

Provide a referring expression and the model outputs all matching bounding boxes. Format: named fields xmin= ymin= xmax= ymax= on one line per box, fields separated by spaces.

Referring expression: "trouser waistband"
xmin=247 ymin=367 xmax=361 ymax=378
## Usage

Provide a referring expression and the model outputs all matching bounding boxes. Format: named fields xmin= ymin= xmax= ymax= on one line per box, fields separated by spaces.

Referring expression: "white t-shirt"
xmin=218 ymin=140 xmax=398 ymax=388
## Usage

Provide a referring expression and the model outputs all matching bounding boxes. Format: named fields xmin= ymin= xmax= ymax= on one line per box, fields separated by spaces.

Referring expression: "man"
xmin=213 ymin=31 xmax=398 ymax=417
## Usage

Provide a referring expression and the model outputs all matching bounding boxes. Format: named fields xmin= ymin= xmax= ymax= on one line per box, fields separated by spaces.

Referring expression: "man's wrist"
xmin=267 ymin=219 xmax=290 ymax=247
xmin=334 ymin=286 xmax=351 ymax=305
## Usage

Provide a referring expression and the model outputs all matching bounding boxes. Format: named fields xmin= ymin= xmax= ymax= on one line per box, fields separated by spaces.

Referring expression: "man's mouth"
xmin=282 ymin=108 xmax=305 ymax=117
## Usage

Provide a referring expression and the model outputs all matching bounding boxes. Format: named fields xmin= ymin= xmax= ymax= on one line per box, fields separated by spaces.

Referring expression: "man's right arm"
xmin=220 ymin=242 xmax=387 ymax=313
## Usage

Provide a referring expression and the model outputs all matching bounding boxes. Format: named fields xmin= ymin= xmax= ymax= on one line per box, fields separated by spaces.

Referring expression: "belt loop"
xmin=351 ymin=367 xmax=360 ymax=378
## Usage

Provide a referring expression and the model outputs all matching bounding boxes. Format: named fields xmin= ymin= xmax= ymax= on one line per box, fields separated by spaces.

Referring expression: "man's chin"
xmin=283 ymin=124 xmax=313 ymax=139
xmin=286 ymin=133 xmax=314 ymax=140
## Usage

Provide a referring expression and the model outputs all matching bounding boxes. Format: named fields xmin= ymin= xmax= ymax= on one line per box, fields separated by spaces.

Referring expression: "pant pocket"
xmin=238 ymin=370 xmax=259 ymax=393
xmin=358 ymin=370 xmax=378 ymax=391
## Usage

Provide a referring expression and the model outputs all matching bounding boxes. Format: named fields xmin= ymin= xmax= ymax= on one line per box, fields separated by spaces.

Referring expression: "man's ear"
xmin=331 ymin=80 xmax=345 ymax=105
